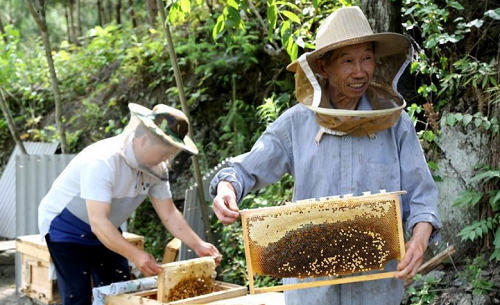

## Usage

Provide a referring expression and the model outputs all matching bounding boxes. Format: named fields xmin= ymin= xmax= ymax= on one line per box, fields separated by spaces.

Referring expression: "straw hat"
xmin=285 ymin=6 xmax=413 ymax=138
xmin=128 ymin=103 xmax=198 ymax=155
xmin=287 ymin=6 xmax=410 ymax=74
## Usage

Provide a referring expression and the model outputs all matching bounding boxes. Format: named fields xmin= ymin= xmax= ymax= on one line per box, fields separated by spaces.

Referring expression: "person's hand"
xmin=130 ymin=249 xmax=162 ymax=277
xmin=395 ymin=222 xmax=433 ymax=279
xmin=193 ymin=241 xmax=222 ymax=266
xmin=212 ymin=181 xmax=240 ymax=226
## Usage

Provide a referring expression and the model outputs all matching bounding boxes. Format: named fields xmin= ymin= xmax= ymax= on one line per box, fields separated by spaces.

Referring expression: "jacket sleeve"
xmin=397 ymin=112 xmax=443 ymax=244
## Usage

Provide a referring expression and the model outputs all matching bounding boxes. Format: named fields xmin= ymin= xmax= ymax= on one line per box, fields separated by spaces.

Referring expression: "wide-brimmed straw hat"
xmin=128 ymin=103 xmax=198 ymax=155
xmin=285 ymin=6 xmax=413 ymax=138
xmin=287 ymin=6 xmax=410 ymax=74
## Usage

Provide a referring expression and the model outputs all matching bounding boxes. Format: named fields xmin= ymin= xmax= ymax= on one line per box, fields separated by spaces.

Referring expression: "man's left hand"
xmin=395 ymin=222 xmax=433 ymax=279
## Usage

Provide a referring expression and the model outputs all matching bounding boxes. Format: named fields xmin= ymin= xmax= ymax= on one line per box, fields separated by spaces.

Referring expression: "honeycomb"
xmin=241 ymin=192 xmax=404 ymax=279
xmin=157 ymin=257 xmax=216 ymax=302
xmin=166 ymin=275 xmax=214 ymax=302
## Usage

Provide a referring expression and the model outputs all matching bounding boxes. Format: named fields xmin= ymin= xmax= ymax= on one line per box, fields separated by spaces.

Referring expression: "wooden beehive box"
xmin=106 ymin=280 xmax=247 ymax=304
xmin=240 ymin=191 xmax=406 ymax=294
xmin=16 ymin=232 xmax=144 ymax=305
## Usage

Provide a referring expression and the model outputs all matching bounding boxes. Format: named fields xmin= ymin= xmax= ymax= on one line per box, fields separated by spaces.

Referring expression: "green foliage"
xmin=442 ymin=113 xmax=499 ymax=134
xmin=211 ymin=0 xmax=358 ymax=62
xmin=406 ymin=273 xmax=441 ymax=305
xmin=403 ymin=0 xmax=499 ymax=111
xmin=457 ymin=256 xmax=494 ymax=295
xmin=454 ymin=167 xmax=500 ymax=261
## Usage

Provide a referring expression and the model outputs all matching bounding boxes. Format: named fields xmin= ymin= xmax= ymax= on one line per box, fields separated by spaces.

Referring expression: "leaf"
xmin=180 ymin=0 xmax=191 ymax=13
xmin=281 ymin=10 xmax=301 ymax=24
xmin=481 ymin=76 xmax=488 ymax=88
xmin=474 ymin=118 xmax=482 ymax=128
xmin=462 ymin=114 xmax=473 ymax=127
xmin=226 ymin=6 xmax=241 ymax=24
xmin=290 ymin=43 xmax=298 ymax=61
xmin=423 ymin=130 xmax=435 ymax=142
xmin=427 ymin=161 xmax=439 ymax=171
xmin=494 ymin=227 xmax=500 ymax=247
xmin=449 ymin=1 xmax=464 ymax=10
xmin=485 ymin=9 xmax=500 ymax=20
xmin=267 ymin=3 xmax=278 ymax=37
xmin=446 ymin=114 xmax=457 ymax=127
xmin=212 ymin=15 xmax=225 ymax=41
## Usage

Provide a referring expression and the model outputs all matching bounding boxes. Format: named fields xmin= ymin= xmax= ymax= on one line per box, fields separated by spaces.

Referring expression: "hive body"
xmin=240 ymin=191 xmax=406 ymax=293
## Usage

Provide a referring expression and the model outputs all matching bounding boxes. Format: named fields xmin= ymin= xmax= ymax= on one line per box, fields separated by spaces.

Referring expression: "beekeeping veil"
xmin=121 ymin=103 xmax=198 ymax=181
xmin=286 ymin=6 xmax=413 ymax=140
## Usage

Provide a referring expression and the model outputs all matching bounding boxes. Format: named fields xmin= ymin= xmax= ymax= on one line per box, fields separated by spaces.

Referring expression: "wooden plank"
xmin=16 ymin=242 xmax=52 ymax=262
xmin=206 ymin=292 xmax=284 ymax=305
xmin=109 ymin=281 xmax=246 ymax=305
xmin=254 ymin=271 xmax=398 ymax=293
xmin=162 ymin=237 xmax=181 ymax=264
xmin=240 ymin=215 xmax=256 ymax=294
xmin=168 ymin=282 xmax=246 ymax=304
xmin=106 ymin=294 xmax=162 ymax=305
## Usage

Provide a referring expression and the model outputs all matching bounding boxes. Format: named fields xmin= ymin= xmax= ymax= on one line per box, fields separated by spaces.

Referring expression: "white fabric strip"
xmin=298 ymin=53 xmax=322 ymax=107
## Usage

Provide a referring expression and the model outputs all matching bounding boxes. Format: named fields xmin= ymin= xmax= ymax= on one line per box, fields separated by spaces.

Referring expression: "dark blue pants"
xmin=45 ymin=234 xmax=131 ymax=305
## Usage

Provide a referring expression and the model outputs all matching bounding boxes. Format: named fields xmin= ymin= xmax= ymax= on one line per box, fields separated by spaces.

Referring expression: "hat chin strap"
xmin=298 ymin=52 xmax=322 ymax=108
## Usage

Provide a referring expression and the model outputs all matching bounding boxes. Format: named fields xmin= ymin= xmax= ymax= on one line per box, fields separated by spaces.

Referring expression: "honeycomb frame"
xmin=240 ymin=190 xmax=406 ymax=294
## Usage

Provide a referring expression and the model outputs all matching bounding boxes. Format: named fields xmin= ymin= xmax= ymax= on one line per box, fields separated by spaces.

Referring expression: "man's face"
xmin=140 ymin=137 xmax=180 ymax=167
xmin=317 ymin=42 xmax=375 ymax=108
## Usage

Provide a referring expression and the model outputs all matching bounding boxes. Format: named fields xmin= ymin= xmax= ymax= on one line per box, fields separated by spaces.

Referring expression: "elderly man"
xmin=39 ymin=103 xmax=221 ymax=305
xmin=210 ymin=6 xmax=442 ymax=305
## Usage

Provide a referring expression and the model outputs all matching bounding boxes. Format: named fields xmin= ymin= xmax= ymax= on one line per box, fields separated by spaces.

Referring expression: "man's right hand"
xmin=212 ymin=181 xmax=240 ymax=225
xmin=131 ymin=249 xmax=162 ymax=277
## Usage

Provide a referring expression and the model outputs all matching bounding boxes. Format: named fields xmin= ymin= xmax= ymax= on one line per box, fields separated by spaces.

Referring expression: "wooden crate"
xmin=106 ymin=281 xmax=248 ymax=305
xmin=16 ymin=232 xmax=144 ymax=305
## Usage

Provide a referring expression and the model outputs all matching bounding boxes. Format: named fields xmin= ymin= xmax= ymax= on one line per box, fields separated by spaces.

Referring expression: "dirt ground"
xmin=0 ymin=271 xmax=37 ymax=305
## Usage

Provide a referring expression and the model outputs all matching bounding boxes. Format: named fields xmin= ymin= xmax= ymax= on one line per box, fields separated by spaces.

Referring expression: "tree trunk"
xmin=0 ymin=13 xmax=7 ymax=44
xmin=0 ymin=88 xmax=27 ymax=154
xmin=128 ymin=0 xmax=137 ymax=28
xmin=116 ymin=0 xmax=122 ymax=24
xmin=97 ymin=0 xmax=104 ymax=27
xmin=26 ymin=0 xmax=68 ymax=153
xmin=64 ymin=4 xmax=71 ymax=42
xmin=359 ymin=0 xmax=402 ymax=33
xmin=146 ymin=0 xmax=157 ymax=28
xmin=68 ymin=0 xmax=78 ymax=44
xmin=106 ymin=0 xmax=113 ymax=24
xmin=76 ymin=0 xmax=82 ymax=40
xmin=156 ymin=0 xmax=214 ymax=246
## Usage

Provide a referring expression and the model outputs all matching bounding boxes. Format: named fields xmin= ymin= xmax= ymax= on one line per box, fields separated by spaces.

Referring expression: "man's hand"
xmin=212 ymin=181 xmax=240 ymax=226
xmin=193 ymin=241 xmax=223 ymax=265
xmin=130 ymin=249 xmax=162 ymax=277
xmin=395 ymin=222 xmax=433 ymax=279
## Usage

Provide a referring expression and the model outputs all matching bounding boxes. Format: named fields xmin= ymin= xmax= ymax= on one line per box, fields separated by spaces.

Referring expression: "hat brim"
xmin=128 ymin=103 xmax=199 ymax=155
xmin=287 ymin=33 xmax=410 ymax=73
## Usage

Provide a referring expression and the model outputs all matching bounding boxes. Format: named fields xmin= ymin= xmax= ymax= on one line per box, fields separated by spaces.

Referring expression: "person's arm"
xmin=395 ymin=113 xmax=443 ymax=278
xmin=395 ymin=222 xmax=433 ymax=279
xmin=86 ymin=200 xmax=162 ymax=276
xmin=150 ymin=196 xmax=221 ymax=264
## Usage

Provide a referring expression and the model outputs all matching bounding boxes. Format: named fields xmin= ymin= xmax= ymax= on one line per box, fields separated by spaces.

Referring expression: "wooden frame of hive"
xmin=240 ymin=191 xmax=406 ymax=294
